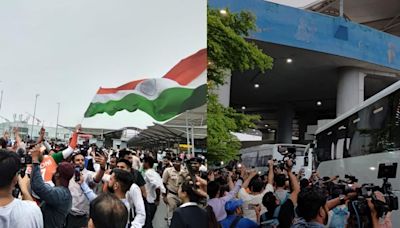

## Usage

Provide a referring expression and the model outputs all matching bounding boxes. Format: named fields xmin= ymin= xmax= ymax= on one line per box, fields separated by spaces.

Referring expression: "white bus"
xmin=314 ymin=80 xmax=400 ymax=227
xmin=240 ymin=143 xmax=313 ymax=178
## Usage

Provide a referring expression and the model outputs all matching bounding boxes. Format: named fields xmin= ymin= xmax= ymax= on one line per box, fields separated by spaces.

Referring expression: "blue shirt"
xmin=220 ymin=215 xmax=259 ymax=228
xmin=31 ymin=164 xmax=72 ymax=228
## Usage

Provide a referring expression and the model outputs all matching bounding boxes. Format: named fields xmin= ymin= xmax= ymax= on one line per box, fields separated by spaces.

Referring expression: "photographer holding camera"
xmin=239 ymin=160 xmax=275 ymax=223
xmin=207 ymin=168 xmax=243 ymax=222
xmin=260 ymin=159 xmax=300 ymax=228
xmin=366 ymin=191 xmax=392 ymax=228
xmin=0 ymin=149 xmax=43 ymax=228
xmin=292 ymin=183 xmax=357 ymax=228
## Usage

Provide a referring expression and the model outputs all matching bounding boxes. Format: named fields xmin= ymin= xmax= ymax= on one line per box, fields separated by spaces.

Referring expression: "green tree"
xmin=207 ymin=8 xmax=273 ymax=162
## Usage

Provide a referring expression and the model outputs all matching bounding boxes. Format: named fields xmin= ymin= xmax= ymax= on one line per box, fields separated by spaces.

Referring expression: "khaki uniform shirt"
xmin=162 ymin=167 xmax=186 ymax=193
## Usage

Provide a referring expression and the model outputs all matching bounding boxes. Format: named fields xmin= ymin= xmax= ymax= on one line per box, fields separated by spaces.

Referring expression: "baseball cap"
xmin=225 ymin=199 xmax=244 ymax=212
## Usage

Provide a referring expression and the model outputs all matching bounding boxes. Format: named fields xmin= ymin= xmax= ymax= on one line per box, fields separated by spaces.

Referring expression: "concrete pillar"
xmin=277 ymin=103 xmax=294 ymax=143
xmin=336 ymin=68 xmax=366 ymax=116
xmin=216 ymin=70 xmax=231 ymax=107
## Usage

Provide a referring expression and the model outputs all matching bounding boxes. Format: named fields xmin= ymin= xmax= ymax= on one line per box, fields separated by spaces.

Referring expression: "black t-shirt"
xmin=131 ymin=169 xmax=146 ymax=187
xmin=261 ymin=198 xmax=295 ymax=228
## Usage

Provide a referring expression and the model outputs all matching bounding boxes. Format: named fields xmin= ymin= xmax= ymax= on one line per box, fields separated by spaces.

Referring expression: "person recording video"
xmin=66 ymin=148 xmax=107 ymax=228
xmin=0 ymin=149 xmax=43 ymax=228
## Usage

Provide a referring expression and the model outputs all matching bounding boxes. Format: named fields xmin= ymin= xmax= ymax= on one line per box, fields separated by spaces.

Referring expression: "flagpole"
xmin=31 ymin=94 xmax=39 ymax=139
xmin=185 ymin=111 xmax=190 ymax=156
xmin=191 ymin=124 xmax=195 ymax=157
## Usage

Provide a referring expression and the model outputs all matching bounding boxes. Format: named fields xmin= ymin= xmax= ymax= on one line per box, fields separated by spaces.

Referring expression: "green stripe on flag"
xmin=84 ymin=84 xmax=207 ymax=121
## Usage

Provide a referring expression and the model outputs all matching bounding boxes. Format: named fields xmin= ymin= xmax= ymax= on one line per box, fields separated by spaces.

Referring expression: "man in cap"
xmin=162 ymin=156 xmax=187 ymax=222
xmin=220 ymin=199 xmax=260 ymax=228
xmin=30 ymin=144 xmax=75 ymax=228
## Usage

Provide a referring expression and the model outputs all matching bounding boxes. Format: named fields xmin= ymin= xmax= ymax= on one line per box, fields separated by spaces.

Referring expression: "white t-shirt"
xmin=144 ymin=169 xmax=166 ymax=203
xmin=238 ymin=183 xmax=274 ymax=222
xmin=0 ymin=198 xmax=43 ymax=228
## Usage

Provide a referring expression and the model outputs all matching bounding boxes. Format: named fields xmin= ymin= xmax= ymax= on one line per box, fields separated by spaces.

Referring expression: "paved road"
xmin=152 ymin=200 xmax=169 ymax=228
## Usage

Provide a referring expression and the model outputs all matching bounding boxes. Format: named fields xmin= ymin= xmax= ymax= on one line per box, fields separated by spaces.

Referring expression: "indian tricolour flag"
xmin=84 ymin=49 xmax=207 ymax=121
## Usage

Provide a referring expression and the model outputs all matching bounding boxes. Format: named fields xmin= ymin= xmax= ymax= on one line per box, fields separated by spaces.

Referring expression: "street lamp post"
xmin=0 ymin=80 xmax=3 ymax=112
xmin=30 ymin=94 xmax=39 ymax=140
xmin=0 ymin=90 xmax=3 ymax=112
xmin=55 ymin=102 xmax=60 ymax=140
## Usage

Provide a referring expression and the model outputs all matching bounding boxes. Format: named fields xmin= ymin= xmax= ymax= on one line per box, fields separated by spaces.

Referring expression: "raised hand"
xmin=194 ymin=176 xmax=208 ymax=198
xmin=40 ymin=127 xmax=45 ymax=137
xmin=75 ymin=124 xmax=82 ymax=133
xmin=95 ymin=153 xmax=107 ymax=169
xmin=30 ymin=144 xmax=44 ymax=162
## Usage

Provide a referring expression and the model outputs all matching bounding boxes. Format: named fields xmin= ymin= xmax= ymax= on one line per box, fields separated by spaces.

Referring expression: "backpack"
xmin=329 ymin=207 xmax=349 ymax=228
xmin=260 ymin=192 xmax=290 ymax=228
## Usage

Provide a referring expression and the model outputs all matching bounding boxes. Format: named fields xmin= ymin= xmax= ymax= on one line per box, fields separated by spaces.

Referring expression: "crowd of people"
xmin=0 ymin=125 xmax=211 ymax=228
xmin=205 ymin=159 xmax=395 ymax=228
xmin=0 ymin=125 xmax=395 ymax=228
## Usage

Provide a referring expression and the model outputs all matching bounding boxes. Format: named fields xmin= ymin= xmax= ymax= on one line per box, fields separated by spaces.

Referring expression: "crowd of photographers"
xmin=0 ymin=125 xmax=398 ymax=228
xmin=0 ymin=125 xmax=210 ymax=228
xmin=205 ymin=157 xmax=397 ymax=228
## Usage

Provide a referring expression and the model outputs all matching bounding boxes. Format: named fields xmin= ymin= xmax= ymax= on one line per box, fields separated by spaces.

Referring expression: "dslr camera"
xmin=348 ymin=163 xmax=398 ymax=227
xmin=274 ymin=147 xmax=296 ymax=170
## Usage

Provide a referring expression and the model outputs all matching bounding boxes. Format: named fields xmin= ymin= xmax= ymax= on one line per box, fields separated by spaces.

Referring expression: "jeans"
xmin=144 ymin=201 xmax=158 ymax=228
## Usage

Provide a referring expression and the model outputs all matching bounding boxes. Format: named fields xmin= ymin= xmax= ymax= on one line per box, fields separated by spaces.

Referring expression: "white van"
xmin=240 ymin=143 xmax=313 ymax=178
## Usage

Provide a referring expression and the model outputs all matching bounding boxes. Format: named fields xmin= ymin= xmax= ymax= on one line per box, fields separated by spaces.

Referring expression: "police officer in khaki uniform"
xmin=162 ymin=157 xmax=186 ymax=222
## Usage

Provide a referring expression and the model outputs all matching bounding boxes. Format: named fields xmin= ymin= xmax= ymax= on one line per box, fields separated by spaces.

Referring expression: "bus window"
xmin=294 ymin=146 xmax=306 ymax=156
xmin=316 ymin=87 xmax=400 ymax=163
xmin=242 ymin=151 xmax=258 ymax=167
xmin=258 ymin=154 xmax=272 ymax=167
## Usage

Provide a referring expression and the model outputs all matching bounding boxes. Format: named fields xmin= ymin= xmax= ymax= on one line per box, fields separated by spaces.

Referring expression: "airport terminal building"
xmin=210 ymin=0 xmax=400 ymax=145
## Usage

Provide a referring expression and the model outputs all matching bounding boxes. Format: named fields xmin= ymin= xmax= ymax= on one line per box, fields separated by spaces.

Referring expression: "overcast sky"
xmin=0 ymin=0 xmax=206 ymax=130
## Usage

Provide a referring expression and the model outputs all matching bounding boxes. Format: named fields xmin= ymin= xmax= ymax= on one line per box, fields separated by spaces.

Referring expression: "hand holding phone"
xmin=74 ymin=167 xmax=81 ymax=182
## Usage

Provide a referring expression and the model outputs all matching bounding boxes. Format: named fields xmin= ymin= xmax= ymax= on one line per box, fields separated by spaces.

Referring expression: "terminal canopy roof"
xmin=128 ymin=105 xmax=206 ymax=147
xmin=305 ymin=0 xmax=400 ymax=36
